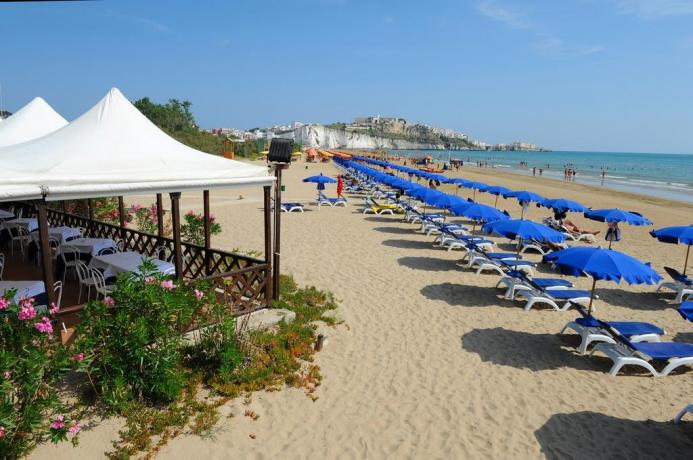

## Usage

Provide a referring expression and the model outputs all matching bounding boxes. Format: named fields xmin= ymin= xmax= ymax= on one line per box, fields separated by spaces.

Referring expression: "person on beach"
xmin=533 ymin=167 xmax=536 ymax=176
xmin=336 ymin=175 xmax=344 ymax=199
xmin=539 ymin=168 xmax=543 ymax=176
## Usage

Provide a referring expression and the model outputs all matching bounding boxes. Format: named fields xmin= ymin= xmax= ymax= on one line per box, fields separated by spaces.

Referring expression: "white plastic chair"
xmin=60 ymin=245 xmax=80 ymax=283
xmin=154 ymin=244 xmax=172 ymax=262
xmin=11 ymin=226 xmax=31 ymax=257
xmin=91 ymin=267 xmax=115 ymax=298
xmin=75 ymin=260 xmax=97 ymax=303
xmin=0 ymin=252 xmax=4 ymax=280
xmin=114 ymin=239 xmax=125 ymax=252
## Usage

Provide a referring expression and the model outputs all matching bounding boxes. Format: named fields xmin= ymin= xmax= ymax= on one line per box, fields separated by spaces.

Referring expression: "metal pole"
xmin=272 ymin=165 xmax=283 ymax=301
xmin=587 ymin=278 xmax=597 ymax=315
xmin=263 ymin=185 xmax=273 ymax=303
xmin=117 ymin=196 xmax=126 ymax=240
xmin=684 ymin=245 xmax=691 ymax=276
xmin=203 ymin=190 xmax=211 ymax=275
xmin=156 ymin=193 xmax=164 ymax=238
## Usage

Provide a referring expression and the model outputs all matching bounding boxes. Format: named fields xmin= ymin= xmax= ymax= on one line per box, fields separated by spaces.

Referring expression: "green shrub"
xmin=0 ymin=294 xmax=80 ymax=458
xmin=181 ymin=210 xmax=222 ymax=246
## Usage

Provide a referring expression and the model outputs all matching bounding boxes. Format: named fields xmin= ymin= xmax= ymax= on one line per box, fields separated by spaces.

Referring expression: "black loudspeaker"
xmin=268 ymin=138 xmax=294 ymax=163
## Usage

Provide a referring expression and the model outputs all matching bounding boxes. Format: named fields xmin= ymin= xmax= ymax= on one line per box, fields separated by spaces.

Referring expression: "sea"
xmin=395 ymin=150 xmax=693 ymax=204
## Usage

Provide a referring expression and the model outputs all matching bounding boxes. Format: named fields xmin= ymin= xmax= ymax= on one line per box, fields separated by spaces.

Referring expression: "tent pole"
xmin=36 ymin=200 xmax=56 ymax=306
xmin=263 ymin=185 xmax=273 ymax=304
xmin=117 ymin=196 xmax=126 ymax=242
xmin=587 ymin=278 xmax=597 ymax=315
xmin=203 ymin=190 xmax=211 ymax=276
xmin=87 ymin=199 xmax=94 ymax=237
xmin=169 ymin=193 xmax=183 ymax=280
xmin=684 ymin=245 xmax=691 ymax=276
xmin=156 ymin=193 xmax=164 ymax=238
xmin=494 ymin=195 xmax=498 ymax=208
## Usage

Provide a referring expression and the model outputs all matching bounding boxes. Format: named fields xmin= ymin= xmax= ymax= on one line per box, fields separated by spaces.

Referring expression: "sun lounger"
xmin=674 ymin=403 xmax=693 ymax=423
xmin=362 ymin=196 xmax=398 ymax=215
xmin=495 ymin=270 xmax=574 ymax=299
xmin=561 ymin=315 xmax=665 ymax=354
xmin=656 ymin=267 xmax=693 ymax=303
xmin=678 ymin=301 xmax=693 ymax=322
xmin=281 ymin=202 xmax=305 ymax=213
xmin=590 ymin=325 xmax=693 ymax=376
xmin=467 ymin=251 xmax=536 ymax=277
xmin=519 ymin=239 xmax=568 ymax=256
xmin=543 ymin=217 xmax=597 ymax=243
xmin=443 ymin=234 xmax=494 ymax=253
xmin=317 ymin=192 xmax=348 ymax=209
xmin=422 ymin=221 xmax=467 ymax=236
xmin=514 ymin=287 xmax=592 ymax=311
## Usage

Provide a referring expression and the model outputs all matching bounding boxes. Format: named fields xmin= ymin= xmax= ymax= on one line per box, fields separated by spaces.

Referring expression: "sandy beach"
xmin=31 ymin=159 xmax=693 ymax=459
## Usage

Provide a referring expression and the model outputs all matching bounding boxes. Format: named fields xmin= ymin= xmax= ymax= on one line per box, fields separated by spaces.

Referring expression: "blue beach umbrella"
xmin=544 ymin=247 xmax=662 ymax=314
xmin=431 ymin=193 xmax=465 ymax=210
xmin=484 ymin=218 xmax=566 ymax=267
xmin=504 ymin=190 xmax=546 ymax=218
xmin=650 ymin=225 xmax=693 ymax=275
xmin=303 ymin=173 xmax=337 ymax=192
xmin=454 ymin=202 xmax=509 ymax=234
xmin=482 ymin=185 xmax=513 ymax=208
xmin=584 ymin=208 xmax=653 ymax=248
xmin=540 ymin=198 xmax=588 ymax=213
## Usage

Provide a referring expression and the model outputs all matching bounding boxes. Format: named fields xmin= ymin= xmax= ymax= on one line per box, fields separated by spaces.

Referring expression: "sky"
xmin=1 ymin=0 xmax=692 ymax=153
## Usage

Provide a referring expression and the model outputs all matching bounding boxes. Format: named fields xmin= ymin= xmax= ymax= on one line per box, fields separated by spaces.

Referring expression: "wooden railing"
xmin=47 ymin=209 xmax=270 ymax=314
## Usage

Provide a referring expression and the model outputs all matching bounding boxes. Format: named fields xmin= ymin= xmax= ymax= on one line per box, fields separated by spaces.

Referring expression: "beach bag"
xmin=605 ymin=223 xmax=621 ymax=242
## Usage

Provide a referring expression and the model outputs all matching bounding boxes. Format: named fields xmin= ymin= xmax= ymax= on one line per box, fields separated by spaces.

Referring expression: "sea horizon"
xmin=393 ymin=149 xmax=693 ymax=204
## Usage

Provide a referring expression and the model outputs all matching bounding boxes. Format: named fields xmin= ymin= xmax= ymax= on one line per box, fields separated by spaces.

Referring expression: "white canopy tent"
xmin=0 ymin=88 xmax=273 ymax=202
xmin=0 ymin=97 xmax=68 ymax=148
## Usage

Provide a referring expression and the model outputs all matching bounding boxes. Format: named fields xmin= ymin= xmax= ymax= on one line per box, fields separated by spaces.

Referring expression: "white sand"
xmin=32 ymin=160 xmax=693 ymax=459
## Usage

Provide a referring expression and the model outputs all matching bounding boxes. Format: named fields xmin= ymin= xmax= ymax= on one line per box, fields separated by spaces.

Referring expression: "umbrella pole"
xmin=684 ymin=245 xmax=691 ymax=275
xmin=587 ymin=278 xmax=597 ymax=316
xmin=494 ymin=195 xmax=499 ymax=209
xmin=515 ymin=237 xmax=522 ymax=269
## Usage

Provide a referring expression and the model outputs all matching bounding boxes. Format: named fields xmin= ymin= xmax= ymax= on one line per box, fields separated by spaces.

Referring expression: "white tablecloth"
xmin=0 ymin=280 xmax=46 ymax=303
xmin=2 ymin=218 xmax=38 ymax=232
xmin=61 ymin=238 xmax=116 ymax=257
xmin=89 ymin=251 xmax=175 ymax=278
xmin=30 ymin=226 xmax=82 ymax=244
xmin=0 ymin=209 xmax=15 ymax=219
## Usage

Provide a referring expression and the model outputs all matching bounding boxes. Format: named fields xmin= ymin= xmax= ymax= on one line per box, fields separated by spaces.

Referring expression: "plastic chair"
xmin=90 ymin=267 xmax=115 ymax=298
xmin=75 ymin=260 xmax=97 ymax=303
xmin=0 ymin=252 xmax=4 ymax=280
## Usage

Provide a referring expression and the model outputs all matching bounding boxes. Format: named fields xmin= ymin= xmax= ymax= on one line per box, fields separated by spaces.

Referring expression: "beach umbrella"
xmin=454 ymin=202 xmax=509 ymax=234
xmin=303 ymin=173 xmax=337 ymax=192
xmin=650 ymin=225 xmax=693 ymax=275
xmin=544 ymin=247 xmax=662 ymax=314
xmin=460 ymin=181 xmax=488 ymax=200
xmin=584 ymin=208 xmax=653 ymax=249
xmin=482 ymin=185 xmax=513 ymax=208
xmin=431 ymin=193 xmax=464 ymax=211
xmin=540 ymin=198 xmax=588 ymax=213
xmin=484 ymin=219 xmax=566 ymax=269
xmin=504 ymin=190 xmax=546 ymax=218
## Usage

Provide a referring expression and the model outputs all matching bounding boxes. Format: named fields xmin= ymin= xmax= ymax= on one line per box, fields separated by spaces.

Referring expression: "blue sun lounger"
xmin=281 ymin=202 xmax=304 ymax=213
xmin=678 ymin=301 xmax=693 ymax=322
xmin=496 ymin=270 xmax=574 ymax=299
xmin=591 ymin=320 xmax=693 ymax=376
xmin=561 ymin=314 xmax=665 ymax=354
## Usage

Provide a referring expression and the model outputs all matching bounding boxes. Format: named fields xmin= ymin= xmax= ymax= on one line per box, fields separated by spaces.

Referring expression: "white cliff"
xmin=294 ymin=125 xmax=445 ymax=150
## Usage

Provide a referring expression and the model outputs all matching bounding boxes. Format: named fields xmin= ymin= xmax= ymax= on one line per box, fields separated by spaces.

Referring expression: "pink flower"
xmin=31 ymin=339 xmax=40 ymax=347
xmin=21 ymin=297 xmax=35 ymax=309
xmin=0 ymin=298 xmax=9 ymax=310
xmin=49 ymin=302 xmax=59 ymax=315
xmin=73 ymin=352 xmax=84 ymax=363
xmin=104 ymin=296 xmax=115 ymax=307
xmin=35 ymin=317 xmax=53 ymax=335
xmin=144 ymin=276 xmax=156 ymax=285
xmin=0 ymin=426 xmax=4 ymax=438
xmin=3 ymin=371 xmax=11 ymax=379
xmin=68 ymin=422 xmax=81 ymax=438
xmin=18 ymin=305 xmax=37 ymax=321
xmin=160 ymin=280 xmax=176 ymax=290
xmin=194 ymin=289 xmax=204 ymax=301
xmin=50 ymin=415 xmax=66 ymax=430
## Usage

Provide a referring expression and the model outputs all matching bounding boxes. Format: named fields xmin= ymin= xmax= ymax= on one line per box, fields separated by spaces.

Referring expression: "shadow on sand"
xmin=420 ymin=283 xmax=509 ymax=308
xmin=382 ymin=238 xmax=434 ymax=250
xmin=364 ymin=215 xmax=399 ymax=223
xmin=593 ymin=288 xmax=669 ymax=311
xmin=398 ymin=256 xmax=458 ymax=272
xmin=461 ymin=327 xmax=595 ymax=372
xmin=372 ymin=226 xmax=415 ymax=235
xmin=535 ymin=411 xmax=693 ymax=460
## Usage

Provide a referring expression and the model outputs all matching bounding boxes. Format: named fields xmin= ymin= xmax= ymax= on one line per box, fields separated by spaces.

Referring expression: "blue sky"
xmin=1 ymin=0 xmax=692 ymax=153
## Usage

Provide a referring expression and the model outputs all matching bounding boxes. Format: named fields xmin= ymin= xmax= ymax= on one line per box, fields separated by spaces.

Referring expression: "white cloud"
xmin=477 ymin=0 xmax=532 ymax=29
xmin=534 ymin=36 xmax=605 ymax=57
xmin=134 ymin=17 xmax=170 ymax=33
xmin=611 ymin=0 xmax=693 ymax=17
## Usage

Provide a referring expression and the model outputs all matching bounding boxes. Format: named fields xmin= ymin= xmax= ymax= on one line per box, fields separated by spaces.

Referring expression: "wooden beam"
xmin=203 ymin=190 xmax=211 ymax=275
xmin=36 ymin=201 xmax=56 ymax=306
xmin=263 ymin=185 xmax=273 ymax=304
xmin=170 ymin=192 xmax=183 ymax=279
xmin=156 ymin=193 xmax=164 ymax=238
xmin=87 ymin=199 xmax=94 ymax=237
xmin=117 ymin=196 xmax=126 ymax=240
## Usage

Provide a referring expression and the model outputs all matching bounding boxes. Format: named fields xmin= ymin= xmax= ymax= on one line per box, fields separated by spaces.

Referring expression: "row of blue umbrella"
xmin=339 ymin=157 xmax=692 ymax=314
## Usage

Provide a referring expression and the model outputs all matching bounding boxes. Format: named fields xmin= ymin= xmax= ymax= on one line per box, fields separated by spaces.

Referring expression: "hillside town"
xmin=204 ymin=116 xmax=547 ymax=151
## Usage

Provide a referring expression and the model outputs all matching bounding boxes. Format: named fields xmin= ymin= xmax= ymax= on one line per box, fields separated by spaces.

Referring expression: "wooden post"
xmin=272 ymin=165 xmax=284 ymax=301
xmin=170 ymin=192 xmax=183 ymax=279
xmin=117 ymin=196 xmax=126 ymax=240
xmin=263 ymin=185 xmax=273 ymax=303
xmin=36 ymin=201 xmax=56 ymax=306
xmin=156 ymin=193 xmax=164 ymax=238
xmin=87 ymin=199 xmax=94 ymax=237
xmin=203 ymin=190 xmax=211 ymax=275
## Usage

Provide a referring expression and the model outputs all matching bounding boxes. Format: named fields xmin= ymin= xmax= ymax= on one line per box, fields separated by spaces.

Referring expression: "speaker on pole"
xmin=268 ymin=138 xmax=294 ymax=164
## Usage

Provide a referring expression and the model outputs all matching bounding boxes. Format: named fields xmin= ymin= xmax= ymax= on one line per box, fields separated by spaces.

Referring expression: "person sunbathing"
xmin=562 ymin=219 xmax=599 ymax=235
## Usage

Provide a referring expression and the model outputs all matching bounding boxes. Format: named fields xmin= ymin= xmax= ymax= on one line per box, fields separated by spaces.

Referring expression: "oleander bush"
xmin=0 ymin=294 xmax=80 ymax=458
xmin=181 ymin=210 xmax=222 ymax=246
